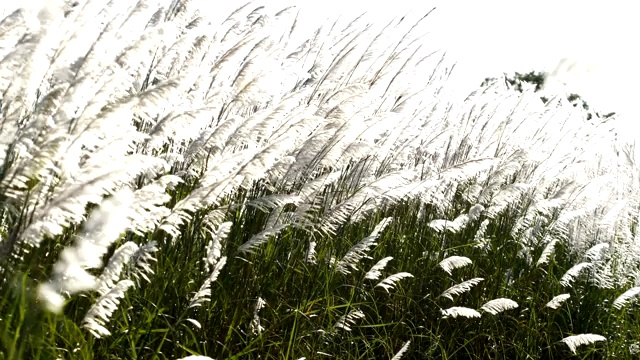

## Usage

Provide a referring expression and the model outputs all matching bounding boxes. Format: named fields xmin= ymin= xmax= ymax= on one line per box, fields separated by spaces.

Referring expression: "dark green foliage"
xmin=3 ymin=176 xmax=639 ymax=359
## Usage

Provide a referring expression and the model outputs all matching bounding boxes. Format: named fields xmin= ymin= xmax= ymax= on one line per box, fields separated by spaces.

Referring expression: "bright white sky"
xmin=293 ymin=0 xmax=638 ymax=135
xmin=2 ymin=1 xmax=637 ymax=133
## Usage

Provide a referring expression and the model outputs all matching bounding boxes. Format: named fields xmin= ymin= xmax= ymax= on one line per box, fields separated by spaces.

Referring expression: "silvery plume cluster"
xmin=0 ymin=0 xmax=639 ymax=358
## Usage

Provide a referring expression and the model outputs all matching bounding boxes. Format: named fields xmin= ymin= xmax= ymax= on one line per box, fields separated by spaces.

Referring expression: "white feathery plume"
xmin=236 ymin=137 xmax=302 ymax=189
xmin=305 ymin=241 xmax=317 ymax=264
xmin=249 ymin=297 xmax=267 ymax=336
xmin=468 ymin=204 xmax=485 ymax=221
xmin=365 ymin=171 xmax=420 ymax=205
xmin=316 ymin=83 xmax=370 ymax=118
xmin=163 ymin=32 xmax=214 ymax=83
xmin=480 ymin=298 xmax=518 ymax=315
xmin=529 ymin=182 xmax=576 ymax=218
xmin=128 ymin=240 xmax=158 ymax=285
xmin=0 ymin=122 xmax=19 ymax=170
xmin=37 ymin=280 xmax=77 ymax=315
xmin=82 ymin=280 xmax=135 ymax=338
xmin=589 ymin=261 xmax=616 ymax=290
xmin=284 ymin=129 xmax=337 ymax=183
xmin=203 ymin=222 xmax=232 ymax=272
xmin=333 ymin=308 xmax=365 ymax=332
xmin=237 ymin=224 xmax=288 ymax=255
xmin=149 ymin=29 xmax=207 ymax=81
xmin=452 ymin=214 xmax=470 ymax=231
xmin=219 ymin=107 xmax=272 ymax=151
xmin=440 ymin=278 xmax=484 ymax=301
xmin=37 ymin=189 xmax=133 ymax=313
xmin=390 ymin=340 xmax=411 ymax=360
xmin=367 ymin=216 xmax=394 ymax=242
xmin=485 ymin=183 xmax=529 ymax=218
xmin=21 ymin=155 xmax=165 ymax=249
xmin=64 ymin=188 xmax=134 ymax=268
xmin=72 ymin=1 xmax=154 ymax=79
xmin=184 ymin=114 xmax=243 ymax=168
xmin=316 ymin=171 xmax=414 ymax=234
xmin=296 ymin=171 xmax=343 ymax=201
xmin=128 ymin=175 xmax=183 ymax=235
xmin=375 ymin=272 xmax=413 ymax=293
xmin=336 ymin=232 xmax=378 ymax=275
xmin=176 ymin=356 xmax=215 ymax=360
xmin=472 ymin=219 xmax=491 ymax=252
xmin=461 ymin=184 xmax=484 ymax=204
xmin=1 ymin=3 xmax=64 ymax=123
xmin=536 ymin=238 xmax=559 ymax=267
xmin=1 ymin=141 xmax=65 ymax=226
xmin=428 ymin=214 xmax=469 ymax=234
xmin=188 ymin=257 xmax=227 ymax=309
xmin=318 ymin=115 xmax=394 ymax=171
xmin=365 ymin=256 xmax=393 ymax=280
xmin=233 ymin=63 xmax=290 ymax=108
xmin=291 ymin=198 xmax=324 ymax=231
xmin=0 ymin=8 xmax=32 ymax=61
xmin=441 ymin=306 xmax=482 ymax=319
xmin=185 ymin=318 xmax=202 ymax=330
xmin=613 ymin=286 xmax=640 ymax=310
xmin=202 ymin=209 xmax=227 ymax=233
xmin=584 ymin=243 xmax=609 ymax=262
xmin=95 ymin=241 xmax=139 ymax=296
xmin=116 ymin=28 xmax=181 ymax=91
xmin=52 ymin=1 xmax=153 ymax=82
xmin=560 ymin=262 xmax=592 ymax=287
xmin=208 ymin=37 xmax=264 ymax=94
xmin=561 ymin=334 xmax=606 ymax=354
xmin=357 ymin=112 xmax=415 ymax=163
xmin=159 ymin=154 xmax=249 ymax=238
xmin=546 ymin=294 xmax=571 ymax=309
xmin=267 ymin=112 xmax=325 ymax=156
xmin=352 ymin=173 xmax=419 ymax=220
xmin=416 ymin=179 xmax=459 ymax=215
xmin=247 ymin=194 xmax=303 ymax=213
xmin=255 ymin=90 xmax=317 ymax=138
xmin=128 ymin=76 xmax=194 ymax=129
xmin=336 ymin=217 xmax=392 ymax=275
xmin=440 ymin=158 xmax=499 ymax=183
xmin=438 ymin=256 xmax=473 ymax=276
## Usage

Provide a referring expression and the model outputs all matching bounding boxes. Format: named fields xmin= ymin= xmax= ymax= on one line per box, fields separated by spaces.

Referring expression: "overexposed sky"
xmin=2 ymin=1 xmax=636 ymax=127
xmin=291 ymin=0 xmax=638 ymax=132
xmin=433 ymin=1 xmax=637 ymax=111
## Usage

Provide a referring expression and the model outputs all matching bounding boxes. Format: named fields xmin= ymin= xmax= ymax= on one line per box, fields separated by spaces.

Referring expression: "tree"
xmin=482 ymin=71 xmax=616 ymax=121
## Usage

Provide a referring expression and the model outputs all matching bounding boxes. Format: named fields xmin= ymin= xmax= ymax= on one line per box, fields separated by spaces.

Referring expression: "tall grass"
xmin=1 ymin=1 xmax=639 ymax=359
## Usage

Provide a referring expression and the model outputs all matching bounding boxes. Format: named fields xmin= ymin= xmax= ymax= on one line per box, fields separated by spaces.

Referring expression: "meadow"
xmin=1 ymin=1 xmax=640 ymax=359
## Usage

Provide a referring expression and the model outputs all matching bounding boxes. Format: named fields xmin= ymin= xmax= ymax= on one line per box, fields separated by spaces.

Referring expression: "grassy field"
xmin=1 ymin=1 xmax=639 ymax=359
